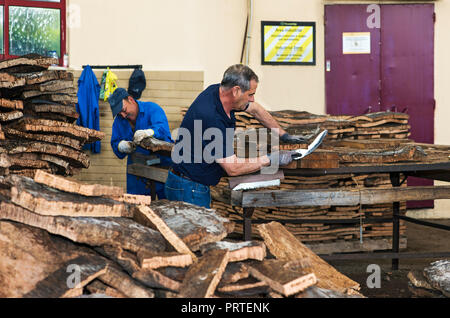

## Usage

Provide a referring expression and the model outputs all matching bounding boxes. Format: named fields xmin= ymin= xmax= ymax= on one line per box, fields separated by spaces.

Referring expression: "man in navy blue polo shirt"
xmin=165 ymin=64 xmax=307 ymax=208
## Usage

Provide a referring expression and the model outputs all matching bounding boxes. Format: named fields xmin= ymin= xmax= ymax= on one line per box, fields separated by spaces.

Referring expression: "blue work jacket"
xmin=111 ymin=100 xmax=173 ymax=195
xmin=76 ymin=65 xmax=101 ymax=153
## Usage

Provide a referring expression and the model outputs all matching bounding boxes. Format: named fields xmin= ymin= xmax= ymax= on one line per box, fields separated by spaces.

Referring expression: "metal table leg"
xmin=390 ymin=172 xmax=401 ymax=270
xmin=243 ymin=207 xmax=255 ymax=241
xmin=150 ymin=180 xmax=157 ymax=201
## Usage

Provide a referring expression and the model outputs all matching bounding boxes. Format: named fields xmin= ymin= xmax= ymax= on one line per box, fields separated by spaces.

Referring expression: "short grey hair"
xmin=220 ymin=64 xmax=259 ymax=92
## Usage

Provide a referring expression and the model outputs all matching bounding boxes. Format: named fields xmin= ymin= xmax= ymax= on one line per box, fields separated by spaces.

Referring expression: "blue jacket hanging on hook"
xmin=76 ymin=65 xmax=101 ymax=153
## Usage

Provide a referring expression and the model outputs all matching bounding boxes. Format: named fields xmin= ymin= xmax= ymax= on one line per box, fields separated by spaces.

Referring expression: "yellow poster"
xmin=262 ymin=22 xmax=316 ymax=65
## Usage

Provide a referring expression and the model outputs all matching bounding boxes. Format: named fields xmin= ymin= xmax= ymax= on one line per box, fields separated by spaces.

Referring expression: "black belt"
xmin=169 ymin=167 xmax=191 ymax=181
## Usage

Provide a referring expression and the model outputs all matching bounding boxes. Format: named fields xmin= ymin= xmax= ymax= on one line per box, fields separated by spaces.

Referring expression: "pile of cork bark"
xmin=208 ymin=110 xmax=450 ymax=247
xmin=408 ymin=260 xmax=450 ymax=298
xmin=182 ymin=107 xmax=411 ymax=139
xmin=0 ymin=54 xmax=103 ymax=178
xmin=207 ymin=110 xmax=419 ymax=245
xmin=0 ymin=170 xmax=363 ymax=298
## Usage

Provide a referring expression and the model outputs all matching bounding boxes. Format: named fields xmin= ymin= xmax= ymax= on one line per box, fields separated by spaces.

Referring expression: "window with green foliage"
xmin=0 ymin=0 xmax=65 ymax=63
xmin=9 ymin=6 xmax=60 ymax=57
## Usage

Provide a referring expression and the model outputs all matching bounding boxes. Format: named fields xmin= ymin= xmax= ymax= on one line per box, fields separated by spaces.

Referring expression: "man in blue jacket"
xmin=109 ymin=88 xmax=173 ymax=199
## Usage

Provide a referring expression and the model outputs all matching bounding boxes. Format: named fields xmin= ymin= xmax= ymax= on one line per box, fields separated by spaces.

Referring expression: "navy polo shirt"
xmin=172 ymin=84 xmax=236 ymax=186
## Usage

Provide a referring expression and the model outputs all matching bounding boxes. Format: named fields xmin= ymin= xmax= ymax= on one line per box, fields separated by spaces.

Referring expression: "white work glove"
xmin=118 ymin=140 xmax=136 ymax=154
xmin=267 ymin=151 xmax=295 ymax=167
xmin=133 ymin=129 xmax=155 ymax=144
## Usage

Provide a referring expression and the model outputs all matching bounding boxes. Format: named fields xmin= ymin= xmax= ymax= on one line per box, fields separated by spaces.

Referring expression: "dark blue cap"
xmin=108 ymin=88 xmax=129 ymax=118
xmin=128 ymin=69 xmax=146 ymax=100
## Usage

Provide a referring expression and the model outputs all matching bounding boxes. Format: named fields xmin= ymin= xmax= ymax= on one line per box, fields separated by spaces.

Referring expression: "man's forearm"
xmin=217 ymin=155 xmax=270 ymax=177
xmin=247 ymin=102 xmax=287 ymax=136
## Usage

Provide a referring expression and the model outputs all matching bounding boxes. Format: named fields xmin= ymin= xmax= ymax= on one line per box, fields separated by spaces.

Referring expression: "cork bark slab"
xmin=33 ymin=170 xmax=124 ymax=197
xmin=0 ymin=220 xmax=99 ymax=298
xmin=0 ymin=110 xmax=23 ymax=122
xmin=8 ymin=153 xmax=71 ymax=175
xmin=98 ymin=266 xmax=155 ymax=298
xmin=217 ymin=280 xmax=270 ymax=297
xmin=0 ymin=140 xmax=90 ymax=168
xmin=137 ymin=136 xmax=174 ymax=155
xmin=257 ymin=222 xmax=361 ymax=295
xmin=338 ymin=145 xmax=424 ymax=164
xmin=178 ymin=249 xmax=229 ymax=298
xmin=86 ymin=280 xmax=127 ymax=298
xmin=297 ymin=286 xmax=364 ymax=298
xmin=4 ymin=127 xmax=82 ymax=150
xmin=20 ymin=70 xmax=74 ymax=85
xmin=30 ymin=103 xmax=79 ymax=119
xmin=10 ymin=118 xmax=104 ymax=143
xmin=6 ymin=174 xmax=129 ymax=218
xmin=141 ymin=200 xmax=235 ymax=252
xmin=0 ymin=201 xmax=167 ymax=255
xmin=132 ymin=269 xmax=182 ymax=293
xmin=0 ymin=98 xmax=23 ymax=110
xmin=22 ymin=87 xmax=76 ymax=99
xmin=245 ymin=259 xmax=317 ymax=297
xmin=423 ymin=260 xmax=450 ymax=297
xmin=219 ymin=262 xmax=249 ymax=285
xmin=199 ymin=241 xmax=266 ymax=262
xmin=0 ymin=54 xmax=57 ymax=73
xmin=407 ymin=270 xmax=434 ymax=290
xmin=0 ymin=153 xmax=11 ymax=168
xmin=137 ymin=251 xmax=193 ymax=270
xmin=137 ymin=205 xmax=197 ymax=262
xmin=24 ymin=255 xmax=109 ymax=298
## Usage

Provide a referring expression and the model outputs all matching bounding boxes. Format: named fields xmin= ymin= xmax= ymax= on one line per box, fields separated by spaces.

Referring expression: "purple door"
xmin=325 ymin=4 xmax=435 ymax=209
xmin=325 ymin=5 xmax=381 ymax=115
xmin=380 ymin=4 xmax=435 ymax=208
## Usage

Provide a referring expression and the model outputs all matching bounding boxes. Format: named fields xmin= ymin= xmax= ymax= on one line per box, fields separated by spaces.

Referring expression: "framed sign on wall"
xmin=261 ymin=21 xmax=316 ymax=66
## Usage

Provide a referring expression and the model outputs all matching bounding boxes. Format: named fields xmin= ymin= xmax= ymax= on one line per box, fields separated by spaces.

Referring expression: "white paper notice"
xmin=343 ymin=32 xmax=371 ymax=54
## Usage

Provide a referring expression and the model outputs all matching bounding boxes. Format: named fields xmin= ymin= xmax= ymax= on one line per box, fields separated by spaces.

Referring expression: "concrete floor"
xmin=327 ymin=219 xmax=450 ymax=298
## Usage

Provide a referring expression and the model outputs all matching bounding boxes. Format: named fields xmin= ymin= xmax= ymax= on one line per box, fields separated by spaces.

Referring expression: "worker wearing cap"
xmin=165 ymin=64 xmax=308 ymax=208
xmin=109 ymin=87 xmax=173 ymax=198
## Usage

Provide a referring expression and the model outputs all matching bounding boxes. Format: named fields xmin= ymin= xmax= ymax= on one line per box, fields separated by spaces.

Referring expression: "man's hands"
xmin=133 ymin=129 xmax=155 ymax=144
xmin=280 ymin=127 xmax=321 ymax=144
xmin=280 ymin=133 xmax=308 ymax=144
xmin=118 ymin=140 xmax=136 ymax=154
xmin=117 ymin=129 xmax=156 ymax=154
xmin=267 ymin=151 xmax=295 ymax=167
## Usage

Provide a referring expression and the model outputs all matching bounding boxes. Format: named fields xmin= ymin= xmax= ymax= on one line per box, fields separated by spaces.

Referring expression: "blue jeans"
xmin=164 ymin=171 xmax=211 ymax=208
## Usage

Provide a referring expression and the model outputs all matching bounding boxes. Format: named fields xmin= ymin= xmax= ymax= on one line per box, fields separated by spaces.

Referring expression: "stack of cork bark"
xmin=212 ymin=176 xmax=408 ymax=244
xmin=182 ymin=107 xmax=411 ymax=140
xmin=232 ymin=110 xmax=411 ymax=141
xmin=0 ymin=54 xmax=104 ymax=178
xmin=204 ymin=109 xmax=422 ymax=247
xmin=0 ymin=170 xmax=363 ymax=298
